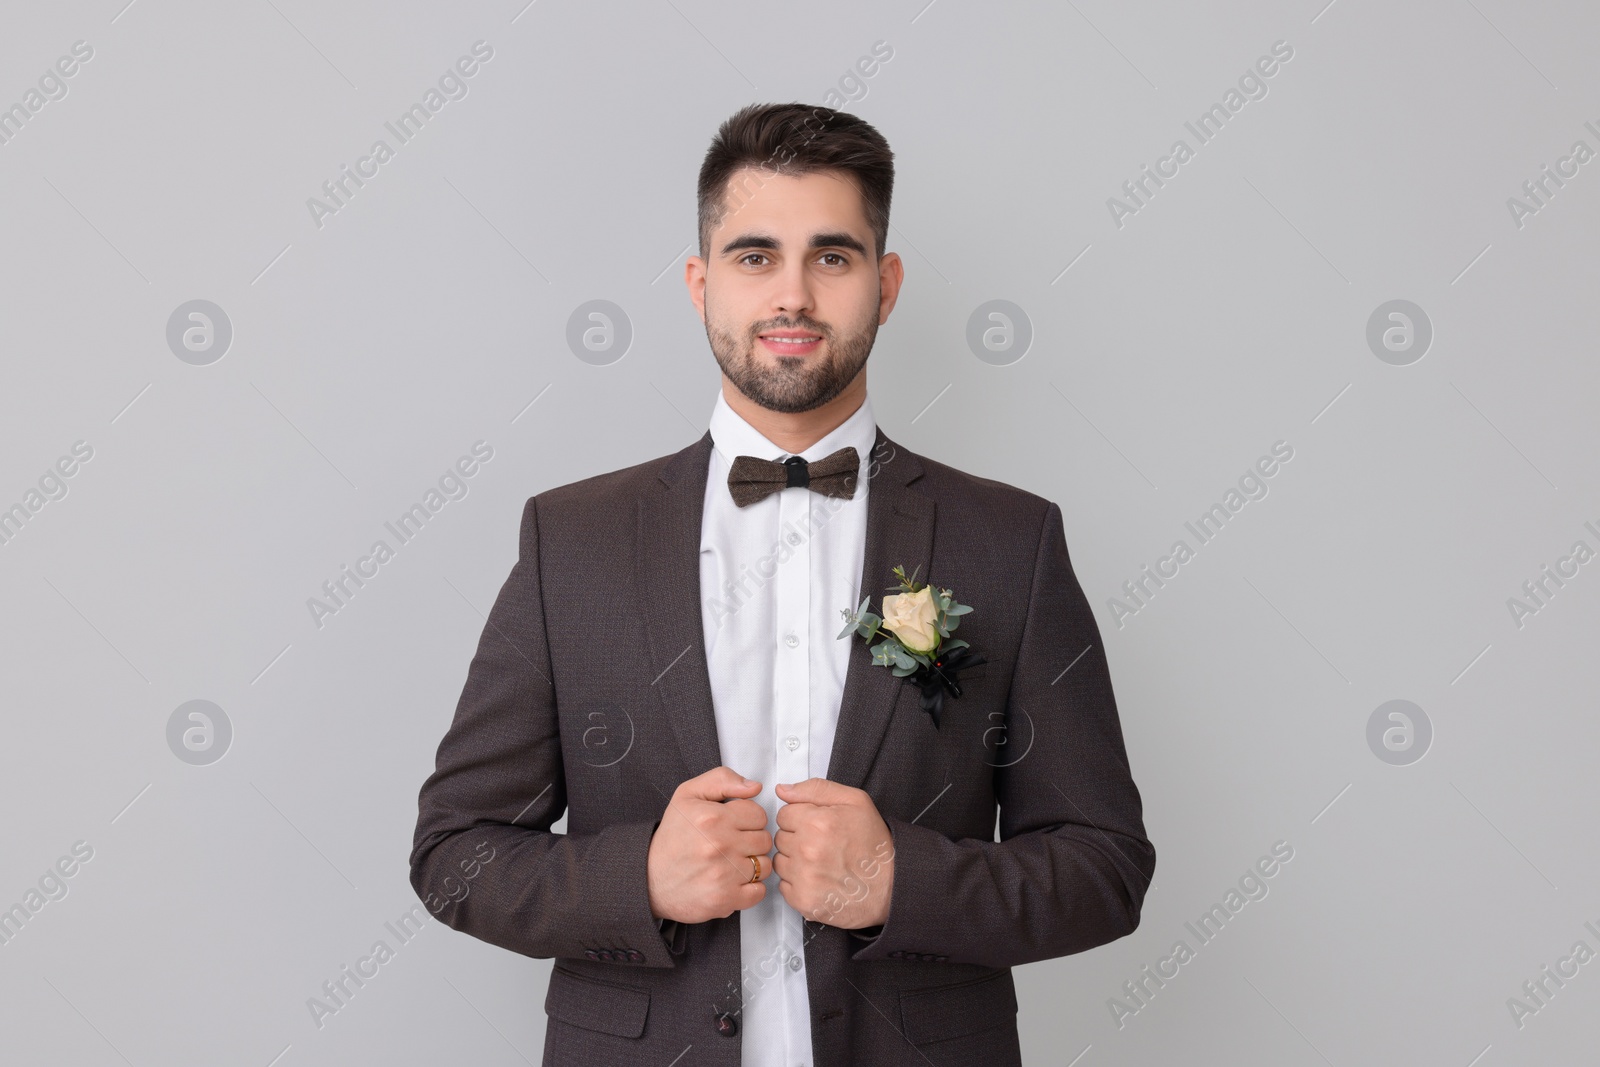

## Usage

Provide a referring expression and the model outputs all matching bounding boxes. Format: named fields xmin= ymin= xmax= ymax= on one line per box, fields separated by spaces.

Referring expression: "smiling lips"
xmin=759 ymin=330 xmax=823 ymax=355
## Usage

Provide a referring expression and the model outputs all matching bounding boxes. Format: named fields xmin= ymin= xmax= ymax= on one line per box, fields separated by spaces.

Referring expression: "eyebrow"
xmin=719 ymin=231 xmax=869 ymax=258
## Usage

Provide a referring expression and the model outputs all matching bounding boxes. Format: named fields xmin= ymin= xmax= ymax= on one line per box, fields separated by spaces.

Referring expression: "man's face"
xmin=688 ymin=167 xmax=901 ymax=414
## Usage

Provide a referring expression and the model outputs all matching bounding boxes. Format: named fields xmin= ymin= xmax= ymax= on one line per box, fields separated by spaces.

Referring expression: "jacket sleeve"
xmin=408 ymin=496 xmax=676 ymax=968
xmin=850 ymin=500 xmax=1156 ymax=969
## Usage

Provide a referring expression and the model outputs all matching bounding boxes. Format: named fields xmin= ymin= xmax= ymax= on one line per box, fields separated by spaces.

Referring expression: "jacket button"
xmin=596 ymin=949 xmax=614 ymax=961
xmin=583 ymin=949 xmax=599 ymax=960
xmin=626 ymin=949 xmax=644 ymax=962
xmin=715 ymin=1012 xmax=738 ymax=1037
xmin=935 ymin=955 xmax=949 ymax=962
xmin=919 ymin=953 xmax=938 ymax=962
xmin=887 ymin=950 xmax=903 ymax=959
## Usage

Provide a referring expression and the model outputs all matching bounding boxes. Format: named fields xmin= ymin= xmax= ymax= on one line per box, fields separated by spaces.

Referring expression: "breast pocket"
xmin=545 ymin=964 xmax=651 ymax=1038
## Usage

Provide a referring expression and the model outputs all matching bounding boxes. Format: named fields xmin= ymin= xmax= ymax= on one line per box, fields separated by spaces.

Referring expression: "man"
xmin=410 ymin=102 xmax=1155 ymax=1066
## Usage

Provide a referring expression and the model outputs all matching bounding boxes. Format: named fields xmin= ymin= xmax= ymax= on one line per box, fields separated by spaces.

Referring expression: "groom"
xmin=409 ymin=103 xmax=1155 ymax=1066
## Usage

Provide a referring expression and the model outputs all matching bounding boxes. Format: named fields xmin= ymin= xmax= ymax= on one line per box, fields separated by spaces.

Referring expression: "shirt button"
xmin=787 ymin=532 xmax=801 ymax=545
xmin=783 ymin=632 xmax=799 ymax=648
xmin=789 ymin=955 xmax=803 ymax=971
xmin=784 ymin=735 xmax=800 ymax=751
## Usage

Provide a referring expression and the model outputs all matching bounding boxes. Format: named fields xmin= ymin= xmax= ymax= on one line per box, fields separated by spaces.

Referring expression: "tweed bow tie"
xmin=727 ymin=446 xmax=860 ymax=508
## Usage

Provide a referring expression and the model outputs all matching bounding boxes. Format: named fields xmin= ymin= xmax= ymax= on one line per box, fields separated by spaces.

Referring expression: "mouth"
xmin=758 ymin=330 xmax=824 ymax=356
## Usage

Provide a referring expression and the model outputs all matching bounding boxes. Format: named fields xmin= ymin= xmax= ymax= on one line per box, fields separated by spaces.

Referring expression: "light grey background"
xmin=2 ymin=0 xmax=1596 ymax=1063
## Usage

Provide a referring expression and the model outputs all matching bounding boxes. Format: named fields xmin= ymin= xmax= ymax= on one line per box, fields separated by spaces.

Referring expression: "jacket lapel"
xmin=637 ymin=425 xmax=935 ymax=791
xmin=825 ymin=427 xmax=934 ymax=791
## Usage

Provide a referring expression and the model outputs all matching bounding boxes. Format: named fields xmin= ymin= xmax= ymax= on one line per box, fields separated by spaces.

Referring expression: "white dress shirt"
xmin=699 ymin=387 xmax=877 ymax=1067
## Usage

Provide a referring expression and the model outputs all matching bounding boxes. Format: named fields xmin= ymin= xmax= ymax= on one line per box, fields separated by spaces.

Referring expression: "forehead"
xmin=713 ymin=166 xmax=870 ymax=240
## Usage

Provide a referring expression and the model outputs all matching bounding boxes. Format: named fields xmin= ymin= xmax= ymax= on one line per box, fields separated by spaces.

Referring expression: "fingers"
xmin=734 ymin=828 xmax=774 ymax=860
xmin=722 ymin=797 xmax=770 ymax=830
xmin=677 ymin=765 xmax=762 ymax=803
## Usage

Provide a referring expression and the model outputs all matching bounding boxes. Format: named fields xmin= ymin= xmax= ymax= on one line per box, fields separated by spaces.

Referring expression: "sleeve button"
xmin=583 ymin=949 xmax=599 ymax=960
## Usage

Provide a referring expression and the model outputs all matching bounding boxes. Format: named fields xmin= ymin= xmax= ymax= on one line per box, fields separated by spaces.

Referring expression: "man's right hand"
xmin=647 ymin=766 xmax=772 ymax=924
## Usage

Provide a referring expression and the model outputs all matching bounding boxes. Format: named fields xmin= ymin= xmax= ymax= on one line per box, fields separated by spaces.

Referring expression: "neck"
xmin=721 ymin=370 xmax=868 ymax=455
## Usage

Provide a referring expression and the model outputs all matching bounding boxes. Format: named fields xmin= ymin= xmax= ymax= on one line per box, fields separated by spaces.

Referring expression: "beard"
xmin=705 ymin=299 xmax=877 ymax=414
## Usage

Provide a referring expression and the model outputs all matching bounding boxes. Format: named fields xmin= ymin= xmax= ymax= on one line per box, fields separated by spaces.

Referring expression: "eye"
xmin=739 ymin=253 xmax=770 ymax=266
xmin=819 ymin=252 xmax=847 ymax=266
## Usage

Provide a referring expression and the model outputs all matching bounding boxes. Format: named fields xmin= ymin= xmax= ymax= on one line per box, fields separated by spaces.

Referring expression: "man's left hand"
xmin=773 ymin=778 xmax=895 ymax=929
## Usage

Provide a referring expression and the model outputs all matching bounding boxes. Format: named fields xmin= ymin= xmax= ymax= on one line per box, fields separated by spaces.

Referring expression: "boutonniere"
xmin=837 ymin=565 xmax=987 ymax=730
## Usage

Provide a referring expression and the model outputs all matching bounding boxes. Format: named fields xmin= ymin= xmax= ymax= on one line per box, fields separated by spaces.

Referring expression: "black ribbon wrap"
xmin=908 ymin=645 xmax=987 ymax=729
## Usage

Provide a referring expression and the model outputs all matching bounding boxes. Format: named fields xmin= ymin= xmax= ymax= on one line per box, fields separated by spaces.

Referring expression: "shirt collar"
xmin=709 ymin=389 xmax=877 ymax=470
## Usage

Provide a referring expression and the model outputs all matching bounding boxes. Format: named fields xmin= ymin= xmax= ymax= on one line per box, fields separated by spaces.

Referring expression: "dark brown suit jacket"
xmin=409 ymin=426 xmax=1155 ymax=1066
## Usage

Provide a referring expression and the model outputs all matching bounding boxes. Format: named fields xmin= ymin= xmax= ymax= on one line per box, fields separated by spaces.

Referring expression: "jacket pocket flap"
xmin=546 ymin=965 xmax=650 ymax=1038
xmin=899 ymin=970 xmax=1017 ymax=1045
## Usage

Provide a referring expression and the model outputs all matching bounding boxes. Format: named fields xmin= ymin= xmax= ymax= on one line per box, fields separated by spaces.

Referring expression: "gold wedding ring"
xmin=747 ymin=855 xmax=762 ymax=883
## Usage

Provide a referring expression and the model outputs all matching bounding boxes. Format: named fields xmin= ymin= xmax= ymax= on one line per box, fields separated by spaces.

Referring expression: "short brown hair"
xmin=697 ymin=102 xmax=895 ymax=262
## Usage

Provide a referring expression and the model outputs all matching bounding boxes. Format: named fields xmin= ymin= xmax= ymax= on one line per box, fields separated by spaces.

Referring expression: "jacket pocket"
xmin=546 ymin=964 xmax=651 ymax=1038
xmin=898 ymin=969 xmax=1017 ymax=1045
